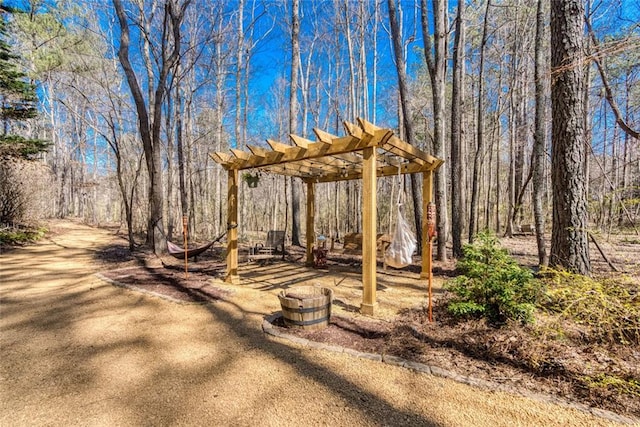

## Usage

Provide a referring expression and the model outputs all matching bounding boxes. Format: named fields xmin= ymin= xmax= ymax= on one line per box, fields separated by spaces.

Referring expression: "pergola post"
xmin=421 ymin=169 xmax=433 ymax=279
xmin=306 ymin=181 xmax=315 ymax=266
xmin=361 ymin=146 xmax=377 ymax=315
xmin=225 ymin=168 xmax=240 ymax=284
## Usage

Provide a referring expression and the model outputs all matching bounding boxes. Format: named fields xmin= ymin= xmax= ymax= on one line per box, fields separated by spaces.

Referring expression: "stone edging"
xmin=262 ymin=313 xmax=638 ymax=426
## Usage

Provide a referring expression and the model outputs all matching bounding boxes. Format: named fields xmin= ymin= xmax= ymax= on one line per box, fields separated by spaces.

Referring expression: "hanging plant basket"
xmin=242 ymin=172 xmax=260 ymax=188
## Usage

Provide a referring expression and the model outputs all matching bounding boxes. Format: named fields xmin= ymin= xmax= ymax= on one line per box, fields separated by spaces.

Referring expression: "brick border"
xmin=262 ymin=313 xmax=638 ymax=426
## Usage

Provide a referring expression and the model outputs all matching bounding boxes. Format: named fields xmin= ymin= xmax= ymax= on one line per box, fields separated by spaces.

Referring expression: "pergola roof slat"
xmin=312 ymin=128 xmax=337 ymax=144
xmin=247 ymin=145 xmax=268 ymax=158
xmin=209 ymin=118 xmax=443 ymax=181
xmin=384 ymin=135 xmax=435 ymax=164
xmin=343 ymin=121 xmax=364 ymax=138
xmin=230 ymin=149 xmax=251 ymax=160
xmin=358 ymin=117 xmax=380 ymax=136
xmin=266 ymin=139 xmax=292 ymax=153
xmin=289 ymin=134 xmax=313 ymax=148
xmin=212 ymin=151 xmax=232 ymax=164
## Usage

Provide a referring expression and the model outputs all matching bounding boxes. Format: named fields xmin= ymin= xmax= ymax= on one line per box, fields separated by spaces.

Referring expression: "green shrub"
xmin=581 ymin=373 xmax=640 ymax=397
xmin=0 ymin=225 xmax=46 ymax=245
xmin=446 ymin=232 xmax=542 ymax=325
xmin=542 ymin=269 xmax=639 ymax=345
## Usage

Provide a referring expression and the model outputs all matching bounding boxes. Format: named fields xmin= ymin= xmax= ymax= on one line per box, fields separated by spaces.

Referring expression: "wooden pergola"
xmin=210 ymin=118 xmax=443 ymax=315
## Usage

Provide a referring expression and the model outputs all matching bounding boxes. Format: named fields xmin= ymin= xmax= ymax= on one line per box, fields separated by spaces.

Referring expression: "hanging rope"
xmin=387 ymin=162 xmax=403 ymax=234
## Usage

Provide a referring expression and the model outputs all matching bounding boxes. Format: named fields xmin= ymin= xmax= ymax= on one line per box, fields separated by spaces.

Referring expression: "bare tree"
xmin=290 ymin=0 xmax=302 ymax=246
xmin=469 ymin=0 xmax=489 ymax=246
xmin=586 ymin=19 xmax=640 ymax=141
xmin=388 ymin=0 xmax=423 ymax=253
xmin=532 ymin=0 xmax=548 ymax=266
xmin=113 ymin=0 xmax=191 ymax=254
xmin=450 ymin=0 xmax=465 ymax=257
xmin=420 ymin=0 xmax=448 ymax=261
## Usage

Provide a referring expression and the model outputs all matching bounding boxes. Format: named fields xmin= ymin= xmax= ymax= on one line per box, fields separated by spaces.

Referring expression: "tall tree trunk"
xmin=532 ymin=0 xmax=548 ymax=267
xmin=550 ymin=0 xmax=590 ymax=274
xmin=450 ymin=0 xmax=465 ymax=257
xmin=358 ymin=0 xmax=368 ymax=120
xmin=619 ymin=70 xmax=631 ymax=227
xmin=105 ymin=112 xmax=136 ymax=250
xmin=235 ymin=0 xmax=245 ymax=148
xmin=290 ymin=0 xmax=302 ymax=246
xmin=372 ymin=0 xmax=379 ymax=123
xmin=343 ymin=0 xmax=357 ymax=120
xmin=513 ymin=75 xmax=529 ymax=227
xmin=114 ymin=0 xmax=161 ymax=252
xmin=388 ymin=0 xmax=423 ymax=253
xmin=469 ymin=0 xmax=490 ymax=245
xmin=214 ymin=18 xmax=225 ymax=236
xmin=420 ymin=0 xmax=448 ymax=261
xmin=166 ymin=83 xmax=175 ymax=240
xmin=531 ymin=0 xmax=548 ymax=266
xmin=176 ymin=82 xmax=188 ymax=221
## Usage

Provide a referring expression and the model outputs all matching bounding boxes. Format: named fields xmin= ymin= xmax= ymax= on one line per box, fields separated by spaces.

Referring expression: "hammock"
xmin=166 ymin=225 xmax=234 ymax=260
xmin=167 ymin=239 xmax=217 ymax=259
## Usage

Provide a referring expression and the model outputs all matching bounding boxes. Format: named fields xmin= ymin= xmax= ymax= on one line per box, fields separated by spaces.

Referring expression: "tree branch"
xmin=585 ymin=18 xmax=639 ymax=140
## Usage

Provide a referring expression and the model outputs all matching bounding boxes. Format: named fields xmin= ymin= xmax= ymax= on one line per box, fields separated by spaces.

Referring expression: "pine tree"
xmin=0 ymin=6 xmax=48 ymax=158
xmin=550 ymin=0 xmax=590 ymax=274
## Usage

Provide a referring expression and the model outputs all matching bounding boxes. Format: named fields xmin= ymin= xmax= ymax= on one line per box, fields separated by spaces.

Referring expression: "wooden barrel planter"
xmin=278 ymin=286 xmax=332 ymax=330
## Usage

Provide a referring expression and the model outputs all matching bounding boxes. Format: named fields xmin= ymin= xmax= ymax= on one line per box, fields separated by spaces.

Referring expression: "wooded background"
xmin=1 ymin=0 xmax=638 ymax=273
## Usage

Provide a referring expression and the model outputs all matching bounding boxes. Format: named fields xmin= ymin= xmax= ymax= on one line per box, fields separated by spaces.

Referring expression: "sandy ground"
xmin=0 ymin=220 xmax=632 ymax=426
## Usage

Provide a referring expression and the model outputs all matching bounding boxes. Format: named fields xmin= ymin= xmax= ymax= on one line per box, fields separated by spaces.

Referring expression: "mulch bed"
xmin=100 ymin=266 xmax=232 ymax=303
xmin=271 ymin=305 xmax=640 ymax=420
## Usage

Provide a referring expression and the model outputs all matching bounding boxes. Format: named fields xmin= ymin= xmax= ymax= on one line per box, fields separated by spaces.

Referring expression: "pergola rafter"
xmin=212 ymin=118 xmax=443 ymax=181
xmin=210 ymin=118 xmax=444 ymax=315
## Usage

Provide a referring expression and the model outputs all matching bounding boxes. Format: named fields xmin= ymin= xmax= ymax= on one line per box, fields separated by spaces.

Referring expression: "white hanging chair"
xmin=384 ymin=168 xmax=417 ymax=269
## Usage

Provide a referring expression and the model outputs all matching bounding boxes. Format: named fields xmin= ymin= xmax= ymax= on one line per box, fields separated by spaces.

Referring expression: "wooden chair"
xmin=514 ymin=224 xmax=534 ymax=236
xmin=249 ymin=230 xmax=286 ymax=261
xmin=340 ymin=232 xmax=392 ymax=270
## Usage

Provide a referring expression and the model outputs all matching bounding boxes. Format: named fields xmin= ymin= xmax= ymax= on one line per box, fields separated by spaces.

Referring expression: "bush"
xmin=0 ymin=157 xmax=53 ymax=224
xmin=541 ymin=269 xmax=640 ymax=345
xmin=0 ymin=161 xmax=27 ymax=224
xmin=581 ymin=373 xmax=640 ymax=397
xmin=446 ymin=232 xmax=542 ymax=325
xmin=0 ymin=225 xmax=47 ymax=245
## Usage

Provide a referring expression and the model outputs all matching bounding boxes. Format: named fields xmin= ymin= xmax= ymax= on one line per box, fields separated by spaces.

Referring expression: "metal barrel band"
xmin=282 ymin=303 xmax=331 ymax=314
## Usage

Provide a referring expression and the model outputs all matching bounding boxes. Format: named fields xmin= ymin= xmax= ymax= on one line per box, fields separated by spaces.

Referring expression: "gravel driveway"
xmin=0 ymin=221 xmax=628 ymax=426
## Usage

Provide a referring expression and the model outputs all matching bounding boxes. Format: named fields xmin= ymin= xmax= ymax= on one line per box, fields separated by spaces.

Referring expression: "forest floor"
xmin=1 ymin=219 xmax=639 ymax=426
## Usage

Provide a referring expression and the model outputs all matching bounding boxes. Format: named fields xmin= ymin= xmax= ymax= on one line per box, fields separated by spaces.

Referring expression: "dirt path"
xmin=0 ymin=220 xmax=630 ymax=426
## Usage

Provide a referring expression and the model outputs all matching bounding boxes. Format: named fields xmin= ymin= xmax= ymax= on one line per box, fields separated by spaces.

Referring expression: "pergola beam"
xmin=303 ymin=159 xmax=431 ymax=183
